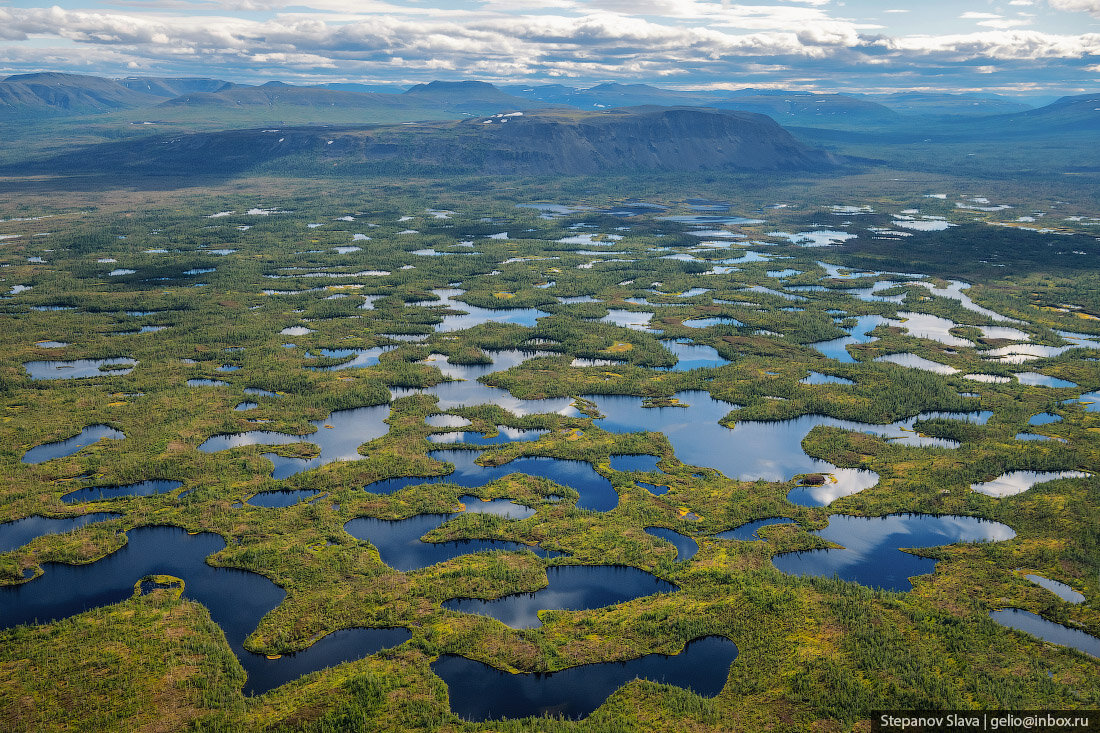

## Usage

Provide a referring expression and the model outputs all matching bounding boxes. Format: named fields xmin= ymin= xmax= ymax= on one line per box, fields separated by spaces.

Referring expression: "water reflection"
xmin=713 ymin=518 xmax=796 ymax=541
xmin=644 ymin=527 xmax=698 ymax=561
xmin=344 ymin=505 xmax=547 ymax=572
xmin=874 ymin=353 xmax=958 ymax=375
xmin=442 ymin=565 xmax=677 ymax=629
xmin=24 ymin=358 xmax=137 ymax=380
xmin=413 ymin=289 xmax=549 ymax=332
xmin=990 ymin=609 xmax=1099 ymax=658
xmin=772 ymin=514 xmax=1016 ymax=591
xmin=308 ymin=346 xmax=395 ymax=371
xmin=970 ymin=471 xmax=1090 ymax=498
xmin=362 ymin=450 xmax=618 ymax=512
xmin=393 ymin=351 xmax=578 ymax=417
xmin=428 ymin=427 xmax=548 ymax=445
xmin=432 ymin=635 xmax=736 ymax=721
xmin=0 ymin=526 xmax=410 ymax=694
xmin=247 ymin=489 xmax=321 ymax=508
xmin=586 ymin=393 xmax=973 ymax=498
xmin=807 ymin=315 xmax=890 ymax=363
xmin=22 ymin=425 xmax=126 ymax=464
xmin=1023 ymin=574 xmax=1085 ymax=604
xmin=61 ymin=480 xmax=183 ymax=504
xmin=0 ymin=513 xmax=121 ymax=553
xmin=198 ymin=404 xmax=391 ymax=478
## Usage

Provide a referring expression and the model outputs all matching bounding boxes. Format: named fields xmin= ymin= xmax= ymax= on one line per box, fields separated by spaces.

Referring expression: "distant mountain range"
xmin=8 ymin=106 xmax=843 ymax=177
xmin=0 ymin=72 xmax=1069 ymax=128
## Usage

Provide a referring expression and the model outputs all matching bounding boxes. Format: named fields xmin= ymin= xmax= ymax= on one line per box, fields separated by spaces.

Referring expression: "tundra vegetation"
xmin=0 ymin=155 xmax=1098 ymax=731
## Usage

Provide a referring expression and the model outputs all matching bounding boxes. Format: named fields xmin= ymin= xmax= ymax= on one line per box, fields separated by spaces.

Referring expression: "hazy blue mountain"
xmin=117 ymin=77 xmax=234 ymax=98
xmin=9 ymin=106 xmax=842 ymax=177
xmin=0 ymin=72 xmax=161 ymax=117
xmin=712 ymin=92 xmax=900 ymax=125
xmin=401 ymin=80 xmax=560 ymax=112
xmin=866 ymin=91 xmax=1033 ymax=117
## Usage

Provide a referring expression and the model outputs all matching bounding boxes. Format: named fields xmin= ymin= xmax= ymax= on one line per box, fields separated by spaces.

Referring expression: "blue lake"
xmin=442 ymin=565 xmax=677 ymax=629
xmin=0 ymin=513 xmax=122 ymax=554
xmin=990 ymin=609 xmax=1099 ymax=659
xmin=361 ymin=450 xmax=618 ymax=512
xmin=247 ymin=489 xmax=322 ymax=508
xmin=807 ymin=315 xmax=890 ymax=363
xmin=772 ymin=514 xmax=1016 ymax=591
xmin=609 ymin=454 xmax=661 ymax=473
xmin=714 ymin=518 xmax=797 ymax=541
xmin=0 ymin=526 xmax=410 ymax=694
xmin=344 ymin=504 xmax=548 ymax=572
xmin=22 ymin=425 xmax=126 ymax=464
xmin=644 ymin=527 xmax=698 ymax=561
xmin=61 ymin=480 xmax=183 ymax=504
xmin=198 ymin=404 xmax=391 ymax=479
xmin=428 ymin=427 xmax=548 ymax=445
xmin=24 ymin=358 xmax=137 ymax=380
xmin=432 ymin=635 xmax=736 ymax=721
xmin=308 ymin=346 xmax=395 ymax=371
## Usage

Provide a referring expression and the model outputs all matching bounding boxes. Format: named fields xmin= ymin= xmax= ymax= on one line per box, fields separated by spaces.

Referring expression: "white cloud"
xmin=1048 ymin=0 xmax=1100 ymax=15
xmin=0 ymin=1 xmax=1097 ymax=91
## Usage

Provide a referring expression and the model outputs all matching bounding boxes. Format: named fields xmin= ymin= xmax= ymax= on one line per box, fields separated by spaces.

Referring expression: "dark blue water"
xmin=990 ymin=609 xmax=1100 ymax=658
xmin=772 ymin=514 xmax=1016 ymax=591
xmin=636 ymin=481 xmax=670 ymax=495
xmin=0 ymin=513 xmax=122 ymax=553
xmin=247 ymin=489 xmax=321 ymax=508
xmin=644 ymin=527 xmax=698 ymax=561
xmin=0 ymin=526 xmax=410 ymax=695
xmin=714 ymin=518 xmax=797 ymax=541
xmin=344 ymin=509 xmax=551 ymax=572
xmin=432 ymin=635 xmax=736 ymax=721
xmin=21 ymin=425 xmax=126 ymax=464
xmin=442 ymin=565 xmax=677 ymax=629
xmin=362 ymin=450 xmax=618 ymax=512
xmin=609 ymin=454 xmax=661 ymax=473
xmin=61 ymin=480 xmax=183 ymax=503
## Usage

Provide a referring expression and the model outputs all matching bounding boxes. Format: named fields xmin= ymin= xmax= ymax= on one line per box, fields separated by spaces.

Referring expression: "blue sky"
xmin=0 ymin=0 xmax=1098 ymax=95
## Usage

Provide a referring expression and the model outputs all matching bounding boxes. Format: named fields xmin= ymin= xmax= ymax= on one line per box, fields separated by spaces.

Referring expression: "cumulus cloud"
xmin=0 ymin=1 xmax=1097 ymax=92
xmin=1048 ymin=0 xmax=1100 ymax=15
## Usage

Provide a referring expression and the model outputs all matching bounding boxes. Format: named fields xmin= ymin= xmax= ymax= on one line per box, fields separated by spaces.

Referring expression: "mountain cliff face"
xmin=432 ymin=106 xmax=840 ymax=173
xmin=0 ymin=73 xmax=161 ymax=116
xmin=11 ymin=106 xmax=843 ymax=177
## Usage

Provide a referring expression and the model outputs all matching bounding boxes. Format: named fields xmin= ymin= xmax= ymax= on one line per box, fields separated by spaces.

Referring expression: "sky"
xmin=0 ymin=0 xmax=1098 ymax=96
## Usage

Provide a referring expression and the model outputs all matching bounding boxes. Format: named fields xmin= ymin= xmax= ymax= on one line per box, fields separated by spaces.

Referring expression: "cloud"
xmin=0 ymin=1 xmax=1097 ymax=92
xmin=1048 ymin=0 xmax=1100 ymax=15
